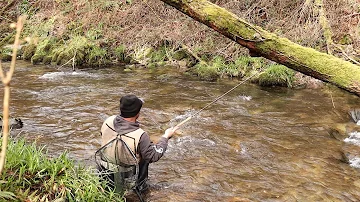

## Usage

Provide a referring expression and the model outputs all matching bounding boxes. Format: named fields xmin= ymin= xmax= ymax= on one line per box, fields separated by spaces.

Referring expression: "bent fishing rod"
xmin=174 ymin=70 xmax=262 ymax=128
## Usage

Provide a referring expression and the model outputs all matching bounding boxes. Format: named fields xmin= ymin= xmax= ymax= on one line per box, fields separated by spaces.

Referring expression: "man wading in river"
xmin=95 ymin=94 xmax=177 ymax=200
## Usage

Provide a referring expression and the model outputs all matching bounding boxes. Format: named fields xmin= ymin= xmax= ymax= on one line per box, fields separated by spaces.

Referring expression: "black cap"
xmin=120 ymin=95 xmax=143 ymax=118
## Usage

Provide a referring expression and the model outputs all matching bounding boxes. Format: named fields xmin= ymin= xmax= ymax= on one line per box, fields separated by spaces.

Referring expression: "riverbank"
xmin=0 ymin=138 xmax=124 ymax=201
xmin=2 ymin=0 xmax=357 ymax=88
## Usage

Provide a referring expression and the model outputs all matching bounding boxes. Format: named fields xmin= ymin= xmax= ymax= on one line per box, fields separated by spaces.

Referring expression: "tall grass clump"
xmin=0 ymin=139 xmax=124 ymax=202
xmin=114 ymin=44 xmax=129 ymax=63
xmin=51 ymin=35 xmax=108 ymax=67
xmin=191 ymin=55 xmax=267 ymax=81
xmin=191 ymin=61 xmax=219 ymax=81
xmin=256 ymin=64 xmax=295 ymax=87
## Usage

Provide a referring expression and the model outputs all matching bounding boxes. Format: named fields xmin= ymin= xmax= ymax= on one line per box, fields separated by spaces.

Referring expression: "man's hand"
xmin=162 ymin=126 xmax=179 ymax=139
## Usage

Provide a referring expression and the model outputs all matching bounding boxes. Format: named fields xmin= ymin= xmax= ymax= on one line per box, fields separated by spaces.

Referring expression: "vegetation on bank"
xmin=0 ymin=138 xmax=124 ymax=202
xmin=2 ymin=0 xmax=347 ymax=88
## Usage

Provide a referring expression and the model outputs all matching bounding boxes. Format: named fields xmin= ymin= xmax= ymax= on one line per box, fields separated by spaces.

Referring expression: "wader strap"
xmin=100 ymin=115 xmax=145 ymax=162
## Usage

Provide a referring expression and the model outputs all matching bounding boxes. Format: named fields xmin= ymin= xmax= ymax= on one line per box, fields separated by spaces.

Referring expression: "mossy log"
xmin=160 ymin=0 xmax=360 ymax=97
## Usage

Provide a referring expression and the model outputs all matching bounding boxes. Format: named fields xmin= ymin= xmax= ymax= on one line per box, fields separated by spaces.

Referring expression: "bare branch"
xmin=0 ymin=16 xmax=25 ymax=175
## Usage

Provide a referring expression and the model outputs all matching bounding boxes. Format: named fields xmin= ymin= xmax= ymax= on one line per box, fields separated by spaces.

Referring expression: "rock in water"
xmin=349 ymin=109 xmax=360 ymax=124
xmin=0 ymin=117 xmax=23 ymax=129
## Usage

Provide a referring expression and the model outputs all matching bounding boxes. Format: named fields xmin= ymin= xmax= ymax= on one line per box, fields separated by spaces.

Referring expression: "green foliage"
xmin=51 ymin=35 xmax=109 ymax=67
xmin=19 ymin=0 xmax=38 ymax=16
xmin=22 ymin=43 xmax=37 ymax=60
xmin=87 ymin=45 xmax=108 ymax=66
xmin=0 ymin=139 xmax=124 ymax=202
xmin=0 ymin=32 xmax=15 ymax=49
xmin=338 ymin=35 xmax=352 ymax=45
xmin=31 ymin=38 xmax=56 ymax=65
xmin=64 ymin=21 xmax=84 ymax=38
xmin=192 ymin=61 xmax=219 ymax=81
xmin=99 ymin=0 xmax=123 ymax=10
xmin=114 ymin=44 xmax=127 ymax=62
xmin=172 ymin=49 xmax=188 ymax=60
xmin=0 ymin=186 xmax=15 ymax=201
xmin=257 ymin=64 xmax=295 ymax=87
xmin=29 ymin=17 xmax=56 ymax=38
xmin=191 ymin=55 xmax=266 ymax=80
xmin=150 ymin=46 xmax=169 ymax=63
xmin=0 ymin=47 xmax=12 ymax=62
xmin=86 ymin=29 xmax=103 ymax=41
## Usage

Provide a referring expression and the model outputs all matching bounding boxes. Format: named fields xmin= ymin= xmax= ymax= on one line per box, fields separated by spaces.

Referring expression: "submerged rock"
xmin=0 ymin=117 xmax=23 ymax=129
xmin=349 ymin=109 xmax=360 ymax=125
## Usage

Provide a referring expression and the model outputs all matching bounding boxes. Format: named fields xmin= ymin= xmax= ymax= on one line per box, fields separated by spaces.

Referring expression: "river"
xmin=4 ymin=61 xmax=360 ymax=201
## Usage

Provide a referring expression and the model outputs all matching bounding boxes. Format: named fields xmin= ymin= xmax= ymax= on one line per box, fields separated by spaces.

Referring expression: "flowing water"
xmin=4 ymin=61 xmax=360 ymax=201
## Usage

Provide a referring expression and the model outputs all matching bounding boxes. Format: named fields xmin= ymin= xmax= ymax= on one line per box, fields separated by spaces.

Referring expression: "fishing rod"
xmin=174 ymin=70 xmax=262 ymax=128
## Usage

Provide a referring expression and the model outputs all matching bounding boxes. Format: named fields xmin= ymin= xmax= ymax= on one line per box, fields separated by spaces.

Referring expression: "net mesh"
xmin=95 ymin=135 xmax=139 ymax=192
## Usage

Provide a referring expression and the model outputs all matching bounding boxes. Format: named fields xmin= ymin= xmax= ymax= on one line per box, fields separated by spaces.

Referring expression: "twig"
xmin=144 ymin=2 xmax=163 ymax=22
xmin=330 ymin=91 xmax=335 ymax=109
xmin=0 ymin=16 xmax=25 ymax=175
xmin=181 ymin=44 xmax=208 ymax=66
xmin=0 ymin=0 xmax=16 ymax=20
xmin=342 ymin=13 xmax=360 ymax=18
xmin=72 ymin=51 xmax=77 ymax=71
xmin=334 ymin=44 xmax=360 ymax=66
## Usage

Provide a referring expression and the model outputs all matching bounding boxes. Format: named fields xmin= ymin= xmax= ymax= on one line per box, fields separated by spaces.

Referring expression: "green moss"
xmin=0 ymin=32 xmax=15 ymax=48
xmin=133 ymin=47 xmax=154 ymax=64
xmin=173 ymin=49 xmax=188 ymax=60
xmin=31 ymin=38 xmax=56 ymax=64
xmin=22 ymin=44 xmax=37 ymax=60
xmin=339 ymin=35 xmax=352 ymax=45
xmin=43 ymin=55 xmax=53 ymax=64
xmin=50 ymin=36 xmax=109 ymax=67
xmin=0 ymin=48 xmax=12 ymax=62
xmin=257 ymin=64 xmax=295 ymax=87
xmin=257 ymin=35 xmax=360 ymax=88
xmin=192 ymin=61 xmax=219 ymax=81
xmin=199 ymin=1 xmax=258 ymax=40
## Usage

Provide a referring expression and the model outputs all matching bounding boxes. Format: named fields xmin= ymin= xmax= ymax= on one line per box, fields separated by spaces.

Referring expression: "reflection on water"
xmin=3 ymin=61 xmax=360 ymax=201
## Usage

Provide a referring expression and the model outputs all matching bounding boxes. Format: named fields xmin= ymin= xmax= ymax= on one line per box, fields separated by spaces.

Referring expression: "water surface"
xmin=4 ymin=61 xmax=360 ymax=201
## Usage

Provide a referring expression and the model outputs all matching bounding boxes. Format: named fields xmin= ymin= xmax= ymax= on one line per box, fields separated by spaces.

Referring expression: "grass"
xmin=190 ymin=55 xmax=267 ymax=81
xmin=257 ymin=64 xmax=295 ymax=87
xmin=0 ymin=138 xmax=124 ymax=202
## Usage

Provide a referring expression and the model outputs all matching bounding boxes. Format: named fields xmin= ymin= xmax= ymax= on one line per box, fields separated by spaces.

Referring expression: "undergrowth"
xmin=0 ymin=139 xmax=124 ymax=202
xmin=257 ymin=64 xmax=295 ymax=87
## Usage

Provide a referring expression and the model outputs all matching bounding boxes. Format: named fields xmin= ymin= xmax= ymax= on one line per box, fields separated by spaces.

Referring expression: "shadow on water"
xmin=3 ymin=61 xmax=360 ymax=201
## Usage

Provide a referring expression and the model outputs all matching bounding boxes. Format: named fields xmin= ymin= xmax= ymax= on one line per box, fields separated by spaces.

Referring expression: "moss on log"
xmin=160 ymin=0 xmax=360 ymax=96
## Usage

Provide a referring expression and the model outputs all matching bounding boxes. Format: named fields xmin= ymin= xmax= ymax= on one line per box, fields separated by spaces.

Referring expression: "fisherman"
xmin=96 ymin=94 xmax=178 ymax=198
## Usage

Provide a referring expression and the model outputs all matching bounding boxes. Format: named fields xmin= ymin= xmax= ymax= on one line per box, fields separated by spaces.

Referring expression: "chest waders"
xmin=95 ymin=115 xmax=145 ymax=202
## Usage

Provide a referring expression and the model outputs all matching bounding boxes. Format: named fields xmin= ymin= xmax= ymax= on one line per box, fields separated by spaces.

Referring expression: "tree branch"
xmin=0 ymin=16 xmax=25 ymax=175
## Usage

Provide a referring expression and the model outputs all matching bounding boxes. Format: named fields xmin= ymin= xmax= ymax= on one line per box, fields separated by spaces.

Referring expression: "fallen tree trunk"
xmin=160 ymin=0 xmax=360 ymax=97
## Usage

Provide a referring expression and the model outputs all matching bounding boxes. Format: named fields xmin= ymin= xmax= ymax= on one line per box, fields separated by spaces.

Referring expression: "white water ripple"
xmin=344 ymin=132 xmax=360 ymax=146
xmin=39 ymin=71 xmax=96 ymax=79
xmin=349 ymin=157 xmax=360 ymax=168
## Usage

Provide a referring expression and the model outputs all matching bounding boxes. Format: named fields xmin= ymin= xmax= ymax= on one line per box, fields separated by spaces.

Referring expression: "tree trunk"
xmin=160 ymin=0 xmax=360 ymax=97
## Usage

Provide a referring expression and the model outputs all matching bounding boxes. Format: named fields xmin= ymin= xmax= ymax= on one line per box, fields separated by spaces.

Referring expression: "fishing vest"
xmin=100 ymin=115 xmax=144 ymax=166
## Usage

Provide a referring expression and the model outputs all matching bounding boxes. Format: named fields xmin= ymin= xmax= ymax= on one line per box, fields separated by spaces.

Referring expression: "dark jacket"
xmin=113 ymin=115 xmax=169 ymax=191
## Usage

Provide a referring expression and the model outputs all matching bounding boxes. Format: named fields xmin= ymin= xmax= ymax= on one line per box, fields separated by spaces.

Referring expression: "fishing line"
xmin=174 ymin=70 xmax=262 ymax=128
